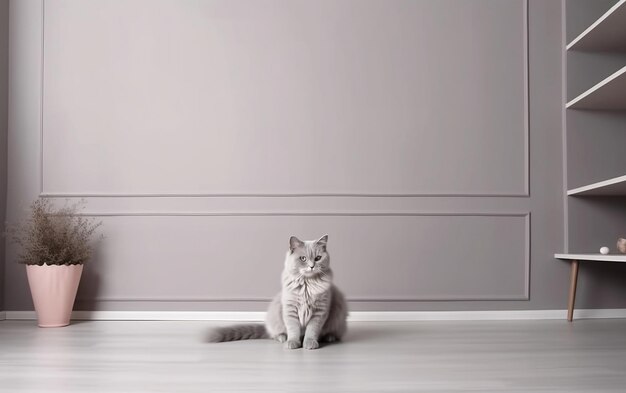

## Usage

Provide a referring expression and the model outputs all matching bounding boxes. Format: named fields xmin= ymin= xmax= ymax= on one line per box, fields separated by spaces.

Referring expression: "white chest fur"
xmin=296 ymin=285 xmax=317 ymax=326
xmin=286 ymin=277 xmax=330 ymax=327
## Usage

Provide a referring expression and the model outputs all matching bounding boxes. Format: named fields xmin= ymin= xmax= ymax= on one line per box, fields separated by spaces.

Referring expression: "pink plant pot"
xmin=26 ymin=264 xmax=83 ymax=328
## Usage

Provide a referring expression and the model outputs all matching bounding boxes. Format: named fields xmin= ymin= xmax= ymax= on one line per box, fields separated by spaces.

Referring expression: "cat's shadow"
xmin=341 ymin=324 xmax=409 ymax=344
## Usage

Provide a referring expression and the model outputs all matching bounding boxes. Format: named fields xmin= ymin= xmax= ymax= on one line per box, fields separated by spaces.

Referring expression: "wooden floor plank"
xmin=1 ymin=320 xmax=626 ymax=392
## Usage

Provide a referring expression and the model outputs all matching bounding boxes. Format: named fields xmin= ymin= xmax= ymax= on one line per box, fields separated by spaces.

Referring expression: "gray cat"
xmin=207 ymin=235 xmax=348 ymax=350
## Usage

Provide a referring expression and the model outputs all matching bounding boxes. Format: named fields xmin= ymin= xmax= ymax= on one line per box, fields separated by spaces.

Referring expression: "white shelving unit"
xmin=567 ymin=174 xmax=626 ymax=196
xmin=557 ymin=1 xmax=626 ymax=321
xmin=567 ymin=0 xmax=626 ymax=51
xmin=566 ymin=65 xmax=626 ymax=109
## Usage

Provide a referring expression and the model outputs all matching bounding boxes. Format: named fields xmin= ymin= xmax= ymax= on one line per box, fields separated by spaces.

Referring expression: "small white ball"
xmin=600 ymin=247 xmax=609 ymax=255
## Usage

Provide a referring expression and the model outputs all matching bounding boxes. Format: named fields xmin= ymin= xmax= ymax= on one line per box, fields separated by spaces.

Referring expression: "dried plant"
xmin=5 ymin=199 xmax=102 ymax=266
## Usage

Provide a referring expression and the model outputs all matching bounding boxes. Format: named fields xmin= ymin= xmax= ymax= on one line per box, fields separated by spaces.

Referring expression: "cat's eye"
xmin=299 ymin=256 xmax=307 ymax=262
xmin=314 ymin=256 xmax=322 ymax=261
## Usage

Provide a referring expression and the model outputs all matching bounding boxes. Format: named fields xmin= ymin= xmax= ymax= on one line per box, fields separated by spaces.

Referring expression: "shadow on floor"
xmin=342 ymin=323 xmax=413 ymax=343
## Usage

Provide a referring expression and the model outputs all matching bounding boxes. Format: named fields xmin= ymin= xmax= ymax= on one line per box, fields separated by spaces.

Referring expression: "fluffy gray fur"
xmin=207 ymin=235 xmax=348 ymax=350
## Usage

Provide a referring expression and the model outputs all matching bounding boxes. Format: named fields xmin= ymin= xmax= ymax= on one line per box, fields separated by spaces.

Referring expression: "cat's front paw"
xmin=303 ymin=338 xmax=319 ymax=350
xmin=275 ymin=334 xmax=287 ymax=343
xmin=285 ymin=340 xmax=302 ymax=349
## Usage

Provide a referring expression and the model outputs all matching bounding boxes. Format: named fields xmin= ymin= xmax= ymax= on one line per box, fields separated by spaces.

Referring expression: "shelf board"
xmin=566 ymin=66 xmax=626 ymax=110
xmin=555 ymin=253 xmax=626 ymax=262
xmin=567 ymin=174 xmax=626 ymax=196
xmin=567 ymin=0 xmax=626 ymax=51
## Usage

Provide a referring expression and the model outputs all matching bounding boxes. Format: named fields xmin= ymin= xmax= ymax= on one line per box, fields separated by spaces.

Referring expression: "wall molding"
xmin=0 ymin=311 xmax=5 ymax=321
xmin=6 ymin=308 xmax=626 ymax=322
xmin=72 ymin=211 xmax=529 ymax=217
xmin=38 ymin=0 xmax=530 ymax=199
xmin=560 ymin=0 xmax=570 ymax=252
xmin=75 ymin=294 xmax=530 ymax=303
xmin=72 ymin=212 xmax=530 ymax=303
xmin=41 ymin=192 xmax=531 ymax=198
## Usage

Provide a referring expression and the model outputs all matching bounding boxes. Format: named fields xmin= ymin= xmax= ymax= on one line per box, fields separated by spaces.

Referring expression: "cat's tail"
xmin=206 ymin=324 xmax=268 ymax=343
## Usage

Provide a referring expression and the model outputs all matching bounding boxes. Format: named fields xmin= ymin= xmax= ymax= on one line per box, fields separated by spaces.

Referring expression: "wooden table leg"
xmin=567 ymin=260 xmax=579 ymax=322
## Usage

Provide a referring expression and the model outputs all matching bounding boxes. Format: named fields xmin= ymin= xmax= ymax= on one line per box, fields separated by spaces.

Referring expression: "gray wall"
xmin=4 ymin=0 xmax=577 ymax=312
xmin=0 ymin=0 xmax=9 ymax=311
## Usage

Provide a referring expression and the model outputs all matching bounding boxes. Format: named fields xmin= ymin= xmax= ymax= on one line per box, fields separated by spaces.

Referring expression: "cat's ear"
xmin=316 ymin=234 xmax=329 ymax=247
xmin=289 ymin=236 xmax=304 ymax=252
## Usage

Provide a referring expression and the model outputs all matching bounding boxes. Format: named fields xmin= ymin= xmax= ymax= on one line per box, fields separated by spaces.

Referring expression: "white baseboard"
xmin=0 ymin=311 xmax=5 ymax=321
xmin=4 ymin=309 xmax=626 ymax=322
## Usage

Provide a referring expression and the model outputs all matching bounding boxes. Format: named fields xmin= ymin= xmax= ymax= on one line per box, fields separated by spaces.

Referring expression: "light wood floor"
xmin=1 ymin=319 xmax=626 ymax=392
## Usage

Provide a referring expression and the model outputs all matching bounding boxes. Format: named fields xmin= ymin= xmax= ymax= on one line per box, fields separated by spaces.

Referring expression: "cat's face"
xmin=286 ymin=235 xmax=330 ymax=278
